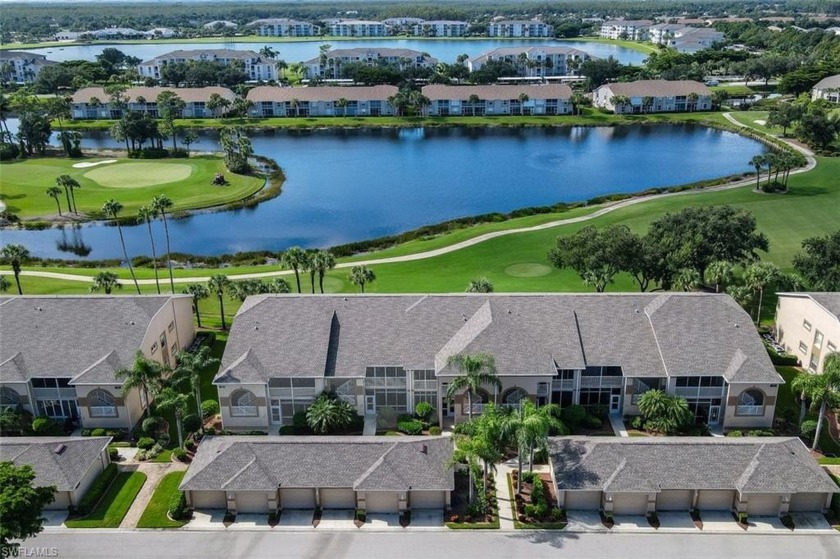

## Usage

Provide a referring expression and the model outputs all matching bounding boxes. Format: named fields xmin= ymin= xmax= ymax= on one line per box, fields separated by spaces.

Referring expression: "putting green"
xmin=505 ymin=263 xmax=553 ymax=277
xmin=84 ymin=162 xmax=193 ymax=188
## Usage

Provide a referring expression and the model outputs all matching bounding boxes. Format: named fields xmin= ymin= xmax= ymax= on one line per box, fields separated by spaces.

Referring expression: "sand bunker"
xmin=72 ymin=159 xmax=117 ymax=169
xmin=754 ymin=120 xmax=767 ymax=126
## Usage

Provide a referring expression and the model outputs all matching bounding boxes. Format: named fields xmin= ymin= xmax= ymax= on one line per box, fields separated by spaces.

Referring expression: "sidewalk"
xmin=493 ymin=463 xmax=516 ymax=530
xmin=609 ymin=415 xmax=628 ymax=437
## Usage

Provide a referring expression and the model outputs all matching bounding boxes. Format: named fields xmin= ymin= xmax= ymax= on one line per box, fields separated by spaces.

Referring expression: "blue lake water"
xmin=0 ymin=124 xmax=766 ymax=260
xmin=24 ymin=38 xmax=649 ymax=66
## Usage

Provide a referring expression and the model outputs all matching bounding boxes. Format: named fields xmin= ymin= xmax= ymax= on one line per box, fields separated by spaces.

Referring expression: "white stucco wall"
xmin=775 ymin=295 xmax=839 ymax=373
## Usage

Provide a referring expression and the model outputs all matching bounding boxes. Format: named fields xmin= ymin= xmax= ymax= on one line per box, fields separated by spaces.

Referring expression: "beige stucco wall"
xmin=775 ymin=295 xmax=840 ymax=373
xmin=70 ymin=445 xmax=111 ymax=506
xmin=447 ymin=375 xmax=551 ymax=423
xmin=217 ymin=383 xmax=270 ymax=431
xmin=723 ymin=383 xmax=778 ymax=429
xmin=140 ymin=296 xmax=196 ymax=369
xmin=75 ymin=385 xmax=144 ymax=430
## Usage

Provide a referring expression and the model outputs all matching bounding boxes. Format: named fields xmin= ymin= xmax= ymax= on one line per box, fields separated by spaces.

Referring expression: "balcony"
xmin=268 ymin=386 xmax=318 ymax=399
xmin=673 ymin=386 xmax=726 ymax=399
xmin=579 ymin=376 xmax=623 ymax=389
xmin=552 ymin=379 xmax=575 ymax=391
xmin=364 ymin=378 xmax=407 ymax=389
xmin=736 ymin=405 xmax=765 ymax=416
xmin=413 ymin=380 xmax=437 ymax=391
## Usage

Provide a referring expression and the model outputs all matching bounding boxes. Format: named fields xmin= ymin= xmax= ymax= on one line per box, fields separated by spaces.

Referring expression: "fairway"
xmin=84 ymin=162 xmax=193 ymax=188
xmin=0 ymin=156 xmax=265 ymax=219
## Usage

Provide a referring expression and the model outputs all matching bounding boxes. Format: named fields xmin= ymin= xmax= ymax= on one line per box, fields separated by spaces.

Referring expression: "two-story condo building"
xmin=421 ymin=84 xmax=573 ymax=116
xmin=599 ymin=20 xmax=654 ymax=40
xmin=250 ymin=18 xmax=320 ymax=37
xmin=411 ymin=21 xmax=468 ymax=37
xmin=0 ymin=296 xmax=194 ymax=429
xmin=0 ymin=51 xmax=56 ymax=84
xmin=593 ymin=80 xmax=712 ymax=113
xmin=326 ymin=20 xmax=387 ymax=37
xmin=246 ymin=85 xmax=398 ymax=117
xmin=468 ymin=46 xmax=591 ymax=78
xmin=137 ymin=49 xmax=278 ymax=82
xmin=70 ymin=86 xmax=236 ymax=119
xmin=775 ymin=292 xmax=839 ymax=373
xmin=304 ymin=48 xmax=437 ymax=79
xmin=487 ymin=20 xmax=553 ymax=37
xmin=213 ymin=294 xmax=781 ymax=433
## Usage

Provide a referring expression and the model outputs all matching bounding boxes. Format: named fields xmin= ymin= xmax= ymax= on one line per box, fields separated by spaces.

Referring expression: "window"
xmin=151 ymin=342 xmax=158 ymax=353
xmin=814 ymin=331 xmax=824 ymax=350
xmin=88 ymin=389 xmax=117 ymax=417
xmin=799 ymin=341 xmax=808 ymax=354
xmin=803 ymin=320 xmax=812 ymax=331
xmin=809 ymin=355 xmax=819 ymax=372
xmin=0 ymin=387 xmax=20 ymax=408
xmin=502 ymin=387 xmax=529 ymax=406
xmin=736 ymin=389 xmax=765 ymax=416
xmin=230 ymin=390 xmax=258 ymax=417
xmin=168 ymin=321 xmax=175 ymax=332
xmin=828 ymin=342 xmax=837 ymax=353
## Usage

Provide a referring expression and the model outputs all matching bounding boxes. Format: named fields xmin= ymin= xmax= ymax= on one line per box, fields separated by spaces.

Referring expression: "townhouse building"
xmin=487 ymin=20 xmax=554 ymax=37
xmin=468 ymin=46 xmax=591 ymax=78
xmin=326 ymin=20 xmax=387 ymax=37
xmin=250 ymin=18 xmax=320 ymax=37
xmin=775 ymin=292 xmax=840 ymax=373
xmin=422 ymin=84 xmax=572 ymax=116
xmin=0 ymin=51 xmax=56 ymax=84
xmin=411 ymin=21 xmax=468 ymax=37
xmin=599 ymin=20 xmax=654 ymax=40
xmin=811 ymin=74 xmax=840 ymax=102
xmin=137 ymin=49 xmax=278 ymax=82
xmin=246 ymin=85 xmax=398 ymax=117
xmin=303 ymin=48 xmax=437 ymax=80
xmin=593 ymin=80 xmax=712 ymax=113
xmin=70 ymin=86 xmax=236 ymax=119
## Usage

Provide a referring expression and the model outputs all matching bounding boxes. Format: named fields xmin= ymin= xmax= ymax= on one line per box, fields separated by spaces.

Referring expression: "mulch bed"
xmin=511 ymin=471 xmax=566 ymax=525
xmin=446 ymin=471 xmax=497 ymax=524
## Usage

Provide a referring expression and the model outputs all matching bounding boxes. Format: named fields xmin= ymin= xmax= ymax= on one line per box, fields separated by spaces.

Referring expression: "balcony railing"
xmin=673 ymin=386 xmax=726 ymax=399
xmin=579 ymin=376 xmax=623 ymax=388
xmin=268 ymin=386 xmax=318 ymax=399
xmin=89 ymin=406 xmax=117 ymax=418
xmin=552 ymin=379 xmax=575 ymax=391
xmin=230 ymin=405 xmax=258 ymax=417
xmin=736 ymin=405 xmax=765 ymax=416
xmin=364 ymin=378 xmax=407 ymax=389
xmin=413 ymin=380 xmax=438 ymax=391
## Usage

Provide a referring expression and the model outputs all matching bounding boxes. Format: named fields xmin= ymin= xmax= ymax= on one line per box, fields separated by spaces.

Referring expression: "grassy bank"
xmin=556 ymin=36 xmax=660 ymax=54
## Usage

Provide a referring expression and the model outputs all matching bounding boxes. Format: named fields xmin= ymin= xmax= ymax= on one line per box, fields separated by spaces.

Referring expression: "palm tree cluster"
xmin=305 ymin=392 xmax=356 ymax=435
xmin=748 ymin=152 xmax=801 ymax=192
xmin=280 ymin=247 xmax=338 ymax=294
xmin=791 ymin=352 xmax=840 ymax=451
xmin=386 ymin=88 xmax=430 ymax=117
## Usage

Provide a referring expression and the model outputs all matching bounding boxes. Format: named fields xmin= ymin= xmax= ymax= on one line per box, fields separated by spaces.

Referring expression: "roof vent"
xmin=54 ymin=444 xmax=66 ymax=455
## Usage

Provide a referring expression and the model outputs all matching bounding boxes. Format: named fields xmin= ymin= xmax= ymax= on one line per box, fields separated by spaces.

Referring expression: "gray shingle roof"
xmin=141 ymin=49 xmax=262 ymax=65
xmin=550 ymin=437 xmax=838 ymax=494
xmin=72 ymin=86 xmax=235 ymax=104
xmin=598 ymin=80 xmax=711 ymax=97
xmin=421 ymin=84 xmax=572 ymax=102
xmin=0 ymin=295 xmax=189 ymax=383
xmin=180 ymin=436 xmax=454 ymax=492
xmin=246 ymin=85 xmax=398 ymax=103
xmin=0 ymin=437 xmax=111 ymax=491
xmin=215 ymin=293 xmax=778 ymax=384
xmin=813 ymin=74 xmax=840 ymax=90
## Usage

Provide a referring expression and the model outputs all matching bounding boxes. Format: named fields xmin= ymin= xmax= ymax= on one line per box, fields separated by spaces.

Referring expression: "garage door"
xmin=281 ymin=488 xmax=316 ymax=509
xmin=612 ymin=493 xmax=648 ymax=515
xmin=236 ymin=491 xmax=269 ymax=514
xmin=191 ymin=490 xmax=226 ymax=510
xmin=790 ymin=493 xmax=828 ymax=512
xmin=656 ymin=490 xmax=692 ymax=511
xmin=411 ymin=491 xmax=445 ymax=509
xmin=746 ymin=494 xmax=781 ymax=516
xmin=697 ymin=490 xmax=734 ymax=511
xmin=365 ymin=492 xmax=400 ymax=513
xmin=564 ymin=491 xmax=601 ymax=510
xmin=321 ymin=488 xmax=356 ymax=509
xmin=48 ymin=492 xmax=71 ymax=510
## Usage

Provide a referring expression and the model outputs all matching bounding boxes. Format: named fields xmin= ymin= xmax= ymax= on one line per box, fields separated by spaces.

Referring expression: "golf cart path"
xmin=3 ymin=117 xmax=816 ymax=286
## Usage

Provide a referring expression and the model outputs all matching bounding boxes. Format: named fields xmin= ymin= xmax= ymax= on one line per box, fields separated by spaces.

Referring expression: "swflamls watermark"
xmin=1 ymin=547 xmax=59 ymax=558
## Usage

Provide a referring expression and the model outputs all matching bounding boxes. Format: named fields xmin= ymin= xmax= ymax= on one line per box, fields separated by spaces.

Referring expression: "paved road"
xmin=2 ymin=115 xmax=817 ymax=287
xmin=26 ymin=530 xmax=840 ymax=559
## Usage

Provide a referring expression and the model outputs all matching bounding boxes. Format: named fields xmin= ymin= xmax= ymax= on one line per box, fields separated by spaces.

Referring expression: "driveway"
xmin=698 ymin=511 xmax=745 ymax=533
xmin=790 ymin=513 xmax=834 ymax=532
xmin=565 ymin=511 xmax=609 ymax=532
xmin=360 ymin=513 xmax=402 ymax=530
xmin=276 ymin=509 xmax=314 ymax=530
xmin=406 ymin=510 xmax=444 ymax=530
xmin=317 ymin=509 xmax=356 ymax=531
xmin=41 ymin=510 xmax=69 ymax=531
xmin=612 ymin=515 xmax=653 ymax=532
xmin=227 ymin=513 xmax=270 ymax=531
xmin=656 ymin=513 xmax=698 ymax=531
xmin=748 ymin=516 xmax=788 ymax=533
xmin=183 ymin=510 xmax=226 ymax=530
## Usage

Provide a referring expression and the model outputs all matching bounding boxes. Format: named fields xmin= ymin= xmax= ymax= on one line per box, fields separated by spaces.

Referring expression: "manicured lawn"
xmin=136 ymin=471 xmax=187 ymax=529
xmin=64 ymin=471 xmax=146 ymax=528
xmin=556 ymin=36 xmax=660 ymax=54
xmin=0 ymin=156 xmax=264 ymax=219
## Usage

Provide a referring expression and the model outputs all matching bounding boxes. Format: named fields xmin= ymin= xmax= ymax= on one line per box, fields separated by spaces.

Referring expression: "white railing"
xmin=364 ymin=378 xmax=407 ymax=389
xmin=413 ymin=380 xmax=437 ymax=391
xmin=89 ymin=406 xmax=117 ymax=418
xmin=33 ymin=388 xmax=77 ymax=400
xmin=552 ymin=379 xmax=575 ymax=391
xmin=464 ymin=403 xmax=486 ymax=415
xmin=736 ymin=405 xmax=765 ymax=416
xmin=230 ymin=405 xmax=258 ymax=417
xmin=673 ymin=386 xmax=726 ymax=399
xmin=268 ymin=387 xmax=318 ymax=399
xmin=579 ymin=376 xmax=623 ymax=388
xmin=536 ymin=384 xmax=549 ymax=396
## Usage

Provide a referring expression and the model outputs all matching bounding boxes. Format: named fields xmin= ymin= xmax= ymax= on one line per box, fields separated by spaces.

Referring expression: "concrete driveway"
xmin=227 ymin=513 xmax=268 ymax=531
xmin=41 ymin=510 xmax=68 ymax=530
xmin=748 ymin=516 xmax=788 ymax=532
xmin=317 ymin=509 xmax=356 ymax=530
xmin=612 ymin=515 xmax=653 ymax=532
xmin=790 ymin=512 xmax=834 ymax=532
xmin=277 ymin=509 xmax=314 ymax=530
xmin=565 ymin=511 xmax=609 ymax=532
xmin=360 ymin=513 xmax=402 ymax=530
xmin=406 ymin=510 xmax=443 ymax=530
xmin=656 ymin=512 xmax=698 ymax=531
xmin=698 ymin=511 xmax=744 ymax=533
xmin=183 ymin=510 xmax=226 ymax=530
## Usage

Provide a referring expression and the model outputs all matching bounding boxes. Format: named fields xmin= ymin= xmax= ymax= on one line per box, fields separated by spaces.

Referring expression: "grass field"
xmin=0 ymin=156 xmax=264 ymax=219
xmin=64 ymin=471 xmax=146 ymax=528
xmin=136 ymin=471 xmax=188 ymax=529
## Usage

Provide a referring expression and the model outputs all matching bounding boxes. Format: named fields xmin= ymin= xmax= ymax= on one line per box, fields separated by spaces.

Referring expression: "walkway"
xmin=363 ymin=415 xmax=377 ymax=436
xmin=119 ymin=460 xmax=188 ymax=529
xmin=3 ymin=116 xmax=818 ymax=287
xmin=493 ymin=462 xmax=516 ymax=530
xmin=609 ymin=414 xmax=629 ymax=437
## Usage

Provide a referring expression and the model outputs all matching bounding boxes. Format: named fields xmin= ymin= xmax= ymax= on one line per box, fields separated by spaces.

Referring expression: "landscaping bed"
xmin=508 ymin=470 xmax=566 ymax=529
xmin=445 ymin=471 xmax=499 ymax=529
xmin=65 ymin=470 xmax=147 ymax=528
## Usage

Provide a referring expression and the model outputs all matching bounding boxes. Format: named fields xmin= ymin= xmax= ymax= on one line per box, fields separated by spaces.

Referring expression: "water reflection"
xmin=55 ymin=224 xmax=92 ymax=257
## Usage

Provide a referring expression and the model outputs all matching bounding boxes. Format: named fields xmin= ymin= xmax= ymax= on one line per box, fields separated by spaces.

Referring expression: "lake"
xmin=0 ymin=124 xmax=766 ymax=260
xmin=24 ymin=38 xmax=649 ymax=66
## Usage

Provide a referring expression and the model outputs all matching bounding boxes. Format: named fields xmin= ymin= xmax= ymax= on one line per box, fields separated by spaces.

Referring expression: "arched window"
xmin=736 ymin=389 xmax=765 ymax=416
xmin=230 ymin=389 xmax=258 ymax=417
xmin=0 ymin=387 xmax=20 ymax=409
xmin=88 ymin=389 xmax=117 ymax=417
xmin=502 ymin=387 xmax=529 ymax=407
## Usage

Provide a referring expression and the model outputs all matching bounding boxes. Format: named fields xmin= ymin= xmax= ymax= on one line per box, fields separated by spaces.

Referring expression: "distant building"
xmin=0 ymin=51 xmax=56 ymax=83
xmin=246 ymin=85 xmax=399 ymax=117
xmin=54 ymin=30 xmax=82 ymax=41
xmin=326 ymin=20 xmax=387 ymax=37
xmin=137 ymin=49 xmax=278 ymax=82
xmin=648 ymin=24 xmax=724 ymax=53
xmin=250 ymin=18 xmax=320 ymax=37
xmin=71 ymin=86 xmax=236 ymax=119
xmin=422 ymin=84 xmax=573 ymax=116
xmin=468 ymin=46 xmax=591 ymax=78
xmin=775 ymin=292 xmax=840 ymax=373
xmin=83 ymin=27 xmax=148 ymax=40
xmin=203 ymin=20 xmax=238 ymax=30
xmin=593 ymin=80 xmax=712 ymax=114
xmin=487 ymin=20 xmax=553 ymax=38
xmin=599 ymin=20 xmax=653 ymax=40
xmin=304 ymin=48 xmax=437 ymax=79
xmin=411 ymin=21 xmax=468 ymax=37
xmin=382 ymin=17 xmax=425 ymax=34
xmin=811 ymin=74 xmax=840 ymax=102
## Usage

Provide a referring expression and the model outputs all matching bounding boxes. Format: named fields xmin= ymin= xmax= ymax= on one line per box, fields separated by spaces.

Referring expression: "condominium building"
xmin=137 ymin=49 xmax=278 ymax=82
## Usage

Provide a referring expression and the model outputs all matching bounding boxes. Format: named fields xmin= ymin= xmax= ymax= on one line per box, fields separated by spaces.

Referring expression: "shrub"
xmin=91 ymin=428 xmax=107 ymax=437
xmin=77 ymin=464 xmax=118 ymax=515
xmin=397 ymin=419 xmax=424 ymax=435
xmin=142 ymin=416 xmax=161 ymax=436
xmin=747 ymin=429 xmax=774 ymax=437
xmin=630 ymin=416 xmax=643 ymax=430
xmin=172 ymin=448 xmax=187 ymax=461
xmin=278 ymin=426 xmax=296 ymax=435
xmin=397 ymin=413 xmax=414 ymax=424
xmin=158 ymin=432 xmax=171 ymax=447
xmin=182 ymin=414 xmax=202 ymax=434
xmin=31 ymin=416 xmax=54 ymax=434
xmin=523 ymin=504 xmax=537 ymax=518
xmin=205 ymin=427 xmax=217 ymax=436
xmin=583 ymin=415 xmax=603 ymax=429
xmin=168 ymin=490 xmax=188 ymax=520
xmin=531 ymin=478 xmax=547 ymax=506
xmin=139 ymin=147 xmax=169 ymax=159
xmin=549 ymin=508 xmax=564 ymax=522
xmin=136 ymin=450 xmax=148 ymax=461
xmin=170 ymin=148 xmax=189 ymax=158
xmin=108 ymin=448 xmax=119 ymax=461
xmin=800 ymin=419 xmax=818 ymax=438
xmin=81 ymin=428 xmax=93 ymax=437
xmin=534 ymin=503 xmax=548 ymax=520
xmin=726 ymin=430 xmax=743 ymax=437
xmin=201 ymin=400 xmax=220 ymax=418
xmin=414 ymin=402 xmax=434 ymax=421
xmin=428 ymin=426 xmax=442 ymax=436
xmin=561 ymin=405 xmax=587 ymax=427
xmin=137 ymin=437 xmax=156 ymax=450
xmin=0 ymin=142 xmax=20 ymax=161
xmin=356 ymin=509 xmax=366 ymax=522
xmin=292 ymin=411 xmax=308 ymax=429
xmin=185 ymin=440 xmax=196 ymax=451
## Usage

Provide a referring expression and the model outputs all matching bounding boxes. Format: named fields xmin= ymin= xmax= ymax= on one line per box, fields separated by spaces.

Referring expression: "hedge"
xmin=76 ymin=463 xmax=118 ymax=515
xmin=168 ymin=489 xmax=188 ymax=521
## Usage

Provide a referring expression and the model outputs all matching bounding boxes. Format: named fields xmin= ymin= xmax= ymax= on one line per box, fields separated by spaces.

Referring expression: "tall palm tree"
xmin=336 ymin=97 xmax=348 ymax=117
xmin=183 ymin=283 xmax=210 ymax=328
xmin=687 ymin=92 xmax=699 ymax=112
xmin=0 ymin=92 xmax=12 ymax=143
xmin=56 ymin=175 xmax=80 ymax=215
xmin=151 ymin=195 xmax=176 ymax=292
xmin=749 ymin=155 xmax=764 ymax=190
xmin=155 ymin=387 xmax=191 ymax=449
xmin=89 ymin=271 xmax=122 ymax=294
xmin=0 ymin=243 xmax=29 ymax=295
xmin=115 ymin=351 xmax=167 ymax=418
xmin=280 ymin=246 xmax=307 ymax=293
xmin=304 ymin=249 xmax=318 ymax=294
xmin=137 ymin=205 xmax=161 ymax=294
xmin=466 ymin=277 xmax=494 ymax=293
xmin=314 ymin=250 xmax=336 ymax=294
xmin=101 ymin=199 xmax=141 ymax=294
xmin=444 ymin=353 xmax=502 ymax=423
xmin=208 ymin=274 xmax=232 ymax=330
xmin=743 ymin=261 xmax=780 ymax=325
xmin=46 ymin=186 xmax=63 ymax=216
xmin=173 ymin=346 xmax=220 ymax=423
xmin=348 ymin=265 xmax=376 ymax=293
xmin=793 ymin=353 xmax=840 ymax=451
xmin=705 ymin=261 xmax=733 ymax=293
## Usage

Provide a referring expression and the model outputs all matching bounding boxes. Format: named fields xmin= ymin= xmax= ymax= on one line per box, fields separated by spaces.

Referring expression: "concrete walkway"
xmin=609 ymin=415 xmax=629 ymax=437
xmin=493 ymin=463 xmax=516 ymax=530
xmin=119 ymin=460 xmax=188 ymax=529
xmin=2 ymin=118 xmax=818 ymax=287
xmin=363 ymin=415 xmax=377 ymax=436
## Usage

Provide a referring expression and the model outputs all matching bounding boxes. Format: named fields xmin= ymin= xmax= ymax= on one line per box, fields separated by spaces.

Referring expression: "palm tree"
xmin=314 ymin=250 xmax=336 ymax=294
xmin=0 ymin=275 xmax=9 ymax=293
xmin=793 ymin=353 xmax=840 ymax=451
xmin=673 ymin=268 xmax=701 ymax=292
xmin=56 ymin=175 xmax=81 ymax=215
xmin=705 ymin=261 xmax=733 ymax=293
xmin=749 ymin=155 xmax=765 ymax=190
xmin=305 ymin=394 xmax=355 ymax=434
xmin=687 ymin=92 xmax=699 ymax=112
xmin=467 ymin=94 xmax=481 ymax=117
xmin=450 ymin=434 xmax=484 ymax=504
xmin=0 ymin=243 xmax=29 ymax=295
xmin=115 ymin=351 xmax=167 ymax=418
xmin=444 ymin=353 xmax=502 ymax=423
xmin=511 ymin=401 xmax=562 ymax=492
xmin=280 ymin=246 xmax=307 ymax=293
xmin=208 ymin=274 xmax=232 ymax=330
xmin=336 ymin=97 xmax=349 ymax=117
xmin=641 ymin=96 xmax=654 ymax=114
xmin=611 ymin=95 xmax=631 ymax=114
xmin=46 ymin=186 xmax=63 ymax=216
xmin=101 ymin=199 xmax=141 ymax=294
xmin=155 ymin=387 xmax=191 ymax=449
xmin=289 ymin=98 xmax=300 ymax=118
xmin=183 ymin=283 xmax=210 ymax=328
xmin=348 ymin=265 xmax=375 ymax=293
xmin=89 ymin=271 xmax=122 ymax=294
xmin=743 ymin=261 xmax=780 ymax=325
xmin=303 ymin=249 xmax=318 ymax=294
xmin=137 ymin=205 xmax=161 ymax=294
xmin=151 ymin=195 xmax=175 ymax=292
xmin=466 ymin=277 xmax=494 ymax=293
xmin=173 ymin=346 xmax=220 ymax=423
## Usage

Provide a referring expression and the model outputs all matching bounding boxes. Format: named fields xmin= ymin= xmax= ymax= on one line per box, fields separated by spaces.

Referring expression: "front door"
xmin=708 ymin=405 xmax=721 ymax=425
xmin=365 ymin=395 xmax=375 ymax=415
xmin=609 ymin=394 xmax=621 ymax=414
